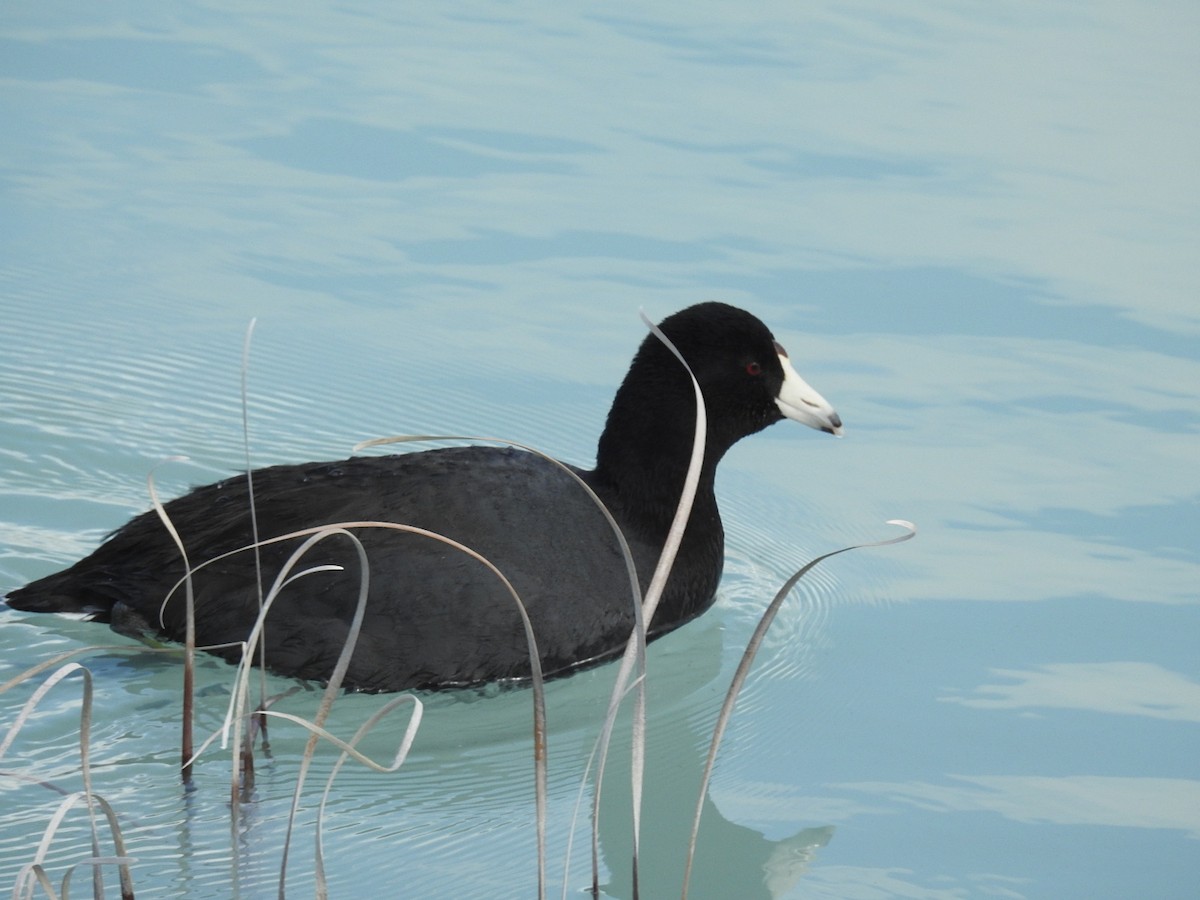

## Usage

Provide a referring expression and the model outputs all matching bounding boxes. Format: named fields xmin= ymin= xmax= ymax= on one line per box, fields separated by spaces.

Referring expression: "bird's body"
xmin=6 ymin=303 xmax=842 ymax=691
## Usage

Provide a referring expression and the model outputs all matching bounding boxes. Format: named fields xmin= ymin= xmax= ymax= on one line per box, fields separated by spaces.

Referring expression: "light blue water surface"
xmin=2 ymin=3 xmax=1197 ymax=898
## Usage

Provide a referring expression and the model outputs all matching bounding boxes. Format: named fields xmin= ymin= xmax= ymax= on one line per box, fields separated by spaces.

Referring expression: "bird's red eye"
xmin=745 ymin=361 xmax=763 ymax=376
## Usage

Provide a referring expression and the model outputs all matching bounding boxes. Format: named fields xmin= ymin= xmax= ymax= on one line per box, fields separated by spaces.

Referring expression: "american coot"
xmin=5 ymin=303 xmax=842 ymax=691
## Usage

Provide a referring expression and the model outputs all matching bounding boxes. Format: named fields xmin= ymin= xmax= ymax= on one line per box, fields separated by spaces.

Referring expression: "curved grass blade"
xmin=679 ymin=519 xmax=917 ymax=899
xmin=0 ymin=663 xmax=88 ymax=760
xmin=310 ymin=694 xmax=423 ymax=898
xmin=169 ymin=519 xmax=546 ymax=897
xmin=626 ymin=309 xmax=707 ymax=898
xmin=2 ymin=664 xmax=137 ymax=900
xmin=15 ymin=792 xmax=136 ymax=900
xmin=580 ymin=310 xmax=707 ymax=898
xmin=269 ymin=527 xmax=372 ymax=899
xmin=238 ymin=318 xmax=272 ymax=722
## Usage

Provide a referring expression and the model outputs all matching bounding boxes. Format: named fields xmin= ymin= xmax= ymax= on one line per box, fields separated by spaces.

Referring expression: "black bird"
xmin=5 ymin=303 xmax=842 ymax=691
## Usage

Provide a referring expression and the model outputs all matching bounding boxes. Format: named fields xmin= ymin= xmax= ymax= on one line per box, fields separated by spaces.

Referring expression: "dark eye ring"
xmin=745 ymin=361 xmax=763 ymax=376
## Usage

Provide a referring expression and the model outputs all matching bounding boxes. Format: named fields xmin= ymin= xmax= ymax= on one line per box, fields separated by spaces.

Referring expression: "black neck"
xmin=591 ymin=348 xmax=733 ymax=537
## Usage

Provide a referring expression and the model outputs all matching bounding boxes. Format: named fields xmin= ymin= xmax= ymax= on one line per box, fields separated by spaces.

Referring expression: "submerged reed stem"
xmin=147 ymin=460 xmax=197 ymax=787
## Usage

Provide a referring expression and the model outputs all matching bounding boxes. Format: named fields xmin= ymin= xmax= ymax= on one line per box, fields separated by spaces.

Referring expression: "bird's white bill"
xmin=775 ymin=353 xmax=844 ymax=436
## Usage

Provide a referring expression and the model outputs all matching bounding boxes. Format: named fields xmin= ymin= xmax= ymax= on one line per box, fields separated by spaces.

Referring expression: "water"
xmin=2 ymin=3 xmax=1197 ymax=898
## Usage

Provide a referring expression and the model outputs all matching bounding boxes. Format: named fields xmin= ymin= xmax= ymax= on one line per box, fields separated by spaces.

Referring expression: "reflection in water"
xmin=0 ymin=612 xmax=837 ymax=897
xmin=604 ymin=764 xmax=834 ymax=900
xmin=763 ymin=826 xmax=836 ymax=896
xmin=594 ymin=654 xmax=837 ymax=899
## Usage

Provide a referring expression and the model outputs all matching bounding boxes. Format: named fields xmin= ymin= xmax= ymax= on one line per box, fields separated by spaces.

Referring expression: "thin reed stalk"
xmin=239 ymin=318 xmax=272 ymax=783
xmin=146 ymin=460 xmax=197 ymax=785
